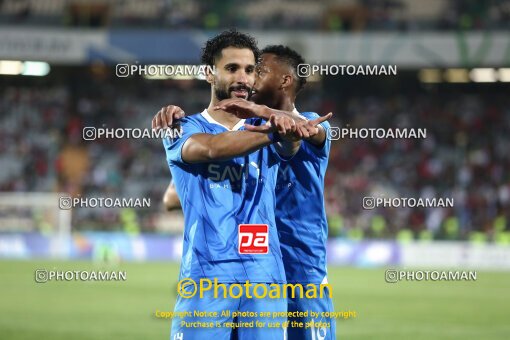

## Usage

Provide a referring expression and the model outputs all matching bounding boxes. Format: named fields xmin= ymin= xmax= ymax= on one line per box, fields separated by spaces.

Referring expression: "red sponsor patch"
xmin=238 ymin=224 xmax=269 ymax=254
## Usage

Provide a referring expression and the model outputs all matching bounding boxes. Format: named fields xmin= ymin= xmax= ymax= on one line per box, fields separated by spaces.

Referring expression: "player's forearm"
xmin=304 ymin=126 xmax=327 ymax=146
xmin=257 ymin=106 xmax=306 ymax=123
xmin=208 ymin=131 xmax=274 ymax=161
xmin=182 ymin=131 xmax=273 ymax=163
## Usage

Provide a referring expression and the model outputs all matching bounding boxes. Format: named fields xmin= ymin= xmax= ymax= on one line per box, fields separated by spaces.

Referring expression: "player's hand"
xmin=245 ymin=112 xmax=333 ymax=141
xmin=151 ymin=105 xmax=185 ymax=130
xmin=295 ymin=112 xmax=333 ymax=139
xmin=214 ymin=98 xmax=267 ymax=119
xmin=244 ymin=114 xmax=298 ymax=139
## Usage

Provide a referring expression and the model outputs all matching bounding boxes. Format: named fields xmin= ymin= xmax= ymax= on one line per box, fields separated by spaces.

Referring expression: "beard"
xmin=214 ymin=80 xmax=252 ymax=101
xmin=214 ymin=87 xmax=230 ymax=101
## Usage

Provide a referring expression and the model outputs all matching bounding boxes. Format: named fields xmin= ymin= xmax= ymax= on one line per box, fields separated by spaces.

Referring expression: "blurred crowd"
xmin=320 ymin=90 xmax=510 ymax=242
xmin=0 ymin=74 xmax=509 ymax=242
xmin=1 ymin=0 xmax=509 ymax=31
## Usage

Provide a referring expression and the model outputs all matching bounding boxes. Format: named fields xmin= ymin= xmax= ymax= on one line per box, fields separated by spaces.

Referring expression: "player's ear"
xmin=206 ymin=66 xmax=215 ymax=84
xmin=281 ymin=74 xmax=293 ymax=90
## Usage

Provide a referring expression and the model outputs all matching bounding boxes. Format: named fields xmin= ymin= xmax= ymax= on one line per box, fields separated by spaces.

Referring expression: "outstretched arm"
xmin=152 ymin=105 xmax=288 ymax=163
xmin=180 ymin=129 xmax=275 ymax=163
xmin=215 ymin=99 xmax=331 ymax=147
xmin=213 ymin=100 xmax=303 ymax=157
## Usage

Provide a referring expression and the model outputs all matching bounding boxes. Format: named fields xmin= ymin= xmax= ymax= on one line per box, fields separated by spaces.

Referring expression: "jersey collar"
xmin=200 ymin=109 xmax=245 ymax=131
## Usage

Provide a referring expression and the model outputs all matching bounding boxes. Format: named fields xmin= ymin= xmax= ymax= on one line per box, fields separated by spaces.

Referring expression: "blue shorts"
xmin=170 ymin=283 xmax=287 ymax=340
xmin=286 ymin=285 xmax=336 ymax=340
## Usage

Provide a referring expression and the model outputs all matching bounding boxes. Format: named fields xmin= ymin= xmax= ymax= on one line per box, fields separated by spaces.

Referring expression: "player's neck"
xmin=206 ymin=102 xmax=242 ymax=130
xmin=275 ymin=96 xmax=295 ymax=112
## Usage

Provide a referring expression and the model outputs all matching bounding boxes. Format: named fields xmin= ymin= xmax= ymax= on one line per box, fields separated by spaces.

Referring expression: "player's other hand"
xmin=243 ymin=114 xmax=297 ymax=140
xmin=214 ymin=98 xmax=268 ymax=119
xmin=151 ymin=105 xmax=185 ymax=130
xmin=295 ymin=112 xmax=333 ymax=139
xmin=245 ymin=112 xmax=333 ymax=141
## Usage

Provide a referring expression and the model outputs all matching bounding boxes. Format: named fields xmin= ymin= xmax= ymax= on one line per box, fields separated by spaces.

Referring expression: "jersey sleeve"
xmin=163 ymin=117 xmax=204 ymax=165
xmin=300 ymin=111 xmax=331 ymax=159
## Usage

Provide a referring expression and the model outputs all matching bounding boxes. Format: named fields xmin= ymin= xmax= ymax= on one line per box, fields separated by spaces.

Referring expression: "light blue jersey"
xmin=275 ymin=111 xmax=335 ymax=339
xmin=275 ymin=111 xmax=331 ymax=284
xmin=164 ymin=109 xmax=286 ymax=284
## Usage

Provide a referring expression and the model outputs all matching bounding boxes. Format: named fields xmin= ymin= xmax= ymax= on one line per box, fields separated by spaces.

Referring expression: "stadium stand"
xmin=1 ymin=0 xmax=509 ymax=30
xmin=1 ymin=74 xmax=508 ymax=240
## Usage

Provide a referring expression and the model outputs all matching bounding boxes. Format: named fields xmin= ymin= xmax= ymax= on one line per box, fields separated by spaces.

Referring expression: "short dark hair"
xmin=201 ymin=29 xmax=259 ymax=67
xmin=261 ymin=44 xmax=307 ymax=92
